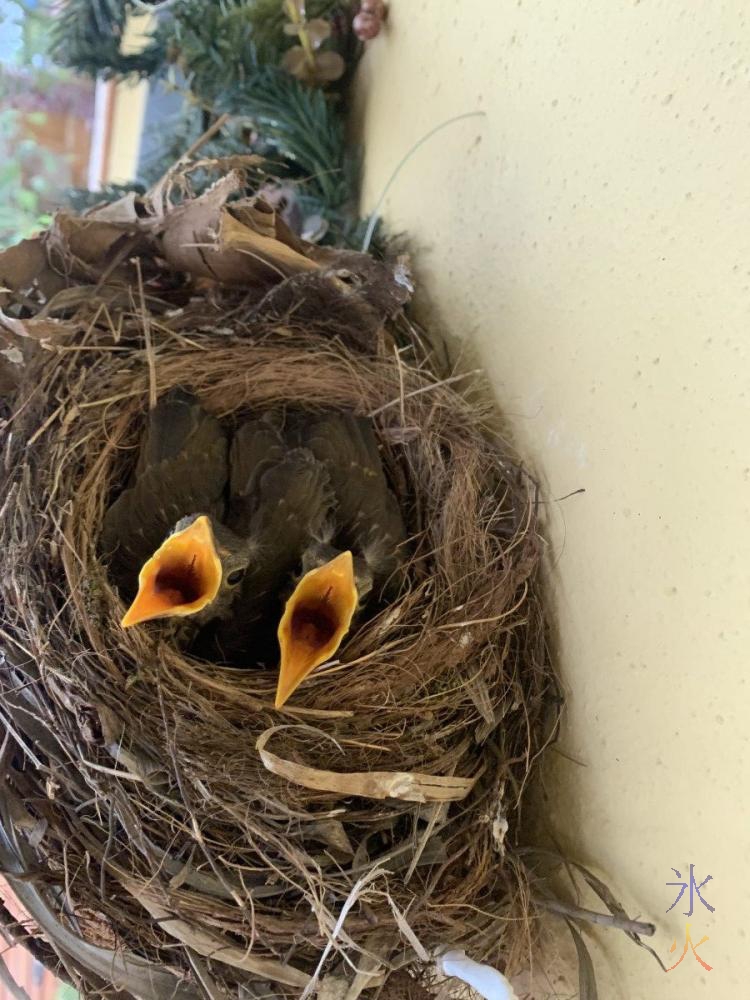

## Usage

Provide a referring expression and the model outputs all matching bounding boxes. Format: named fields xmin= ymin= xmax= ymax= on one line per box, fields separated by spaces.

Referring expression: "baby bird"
xmin=196 ymin=415 xmax=334 ymax=665
xmin=102 ymin=395 xmax=406 ymax=711
xmin=274 ymin=412 xmax=406 ymax=707
xmin=101 ymin=388 xmax=251 ymax=628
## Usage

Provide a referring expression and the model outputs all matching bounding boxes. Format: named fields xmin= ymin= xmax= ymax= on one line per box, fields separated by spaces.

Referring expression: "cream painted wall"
xmin=105 ymin=14 xmax=153 ymax=185
xmin=357 ymin=2 xmax=748 ymax=997
xmin=106 ymin=77 xmax=149 ymax=185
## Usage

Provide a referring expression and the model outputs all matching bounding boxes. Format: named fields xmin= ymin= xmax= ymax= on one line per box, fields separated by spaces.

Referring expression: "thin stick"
xmin=535 ymin=897 xmax=656 ymax=937
xmin=369 ymin=370 xmax=481 ymax=417
xmin=134 ymin=259 xmax=157 ymax=409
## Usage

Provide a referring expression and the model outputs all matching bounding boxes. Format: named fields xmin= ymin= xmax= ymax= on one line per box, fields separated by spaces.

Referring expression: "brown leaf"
xmin=85 ymin=191 xmax=143 ymax=224
xmin=281 ymin=45 xmax=311 ymax=79
xmin=306 ymin=18 xmax=332 ymax=46
xmin=314 ymin=50 xmax=346 ymax=82
xmin=306 ymin=819 xmax=354 ymax=856
xmin=0 ymin=310 xmax=73 ymax=347
xmin=45 ymin=211 xmax=150 ymax=284
xmin=565 ymin=920 xmax=599 ymax=1000
xmin=219 ymin=208 xmax=318 ymax=276
xmin=0 ymin=237 xmax=67 ymax=308
xmin=158 ymin=171 xmax=319 ymax=287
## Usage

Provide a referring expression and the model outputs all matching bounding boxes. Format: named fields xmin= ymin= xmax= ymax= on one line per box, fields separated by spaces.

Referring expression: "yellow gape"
xmin=121 ymin=516 xmax=223 ymax=627
xmin=276 ymin=551 xmax=358 ymax=707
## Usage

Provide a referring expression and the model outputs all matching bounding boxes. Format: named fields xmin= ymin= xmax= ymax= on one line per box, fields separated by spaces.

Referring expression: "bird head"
xmin=120 ymin=515 xmax=249 ymax=628
xmin=275 ymin=550 xmax=359 ymax=707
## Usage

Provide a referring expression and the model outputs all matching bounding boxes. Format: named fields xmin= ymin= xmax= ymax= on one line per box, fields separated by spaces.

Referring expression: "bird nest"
xmin=0 ymin=163 xmax=557 ymax=999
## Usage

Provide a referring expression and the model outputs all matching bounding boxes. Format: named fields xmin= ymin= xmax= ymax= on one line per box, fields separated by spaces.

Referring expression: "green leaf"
xmin=16 ymin=189 xmax=38 ymax=211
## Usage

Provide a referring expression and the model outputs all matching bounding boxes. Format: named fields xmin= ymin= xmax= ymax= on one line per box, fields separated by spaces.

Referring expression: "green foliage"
xmin=220 ymin=66 xmax=350 ymax=208
xmin=50 ymin=0 xmax=166 ymax=79
xmin=50 ymin=0 xmax=346 ymax=88
xmin=0 ymin=108 xmax=57 ymax=248
xmin=240 ymin=0 xmax=343 ymax=53
xmin=157 ymin=0 xmax=266 ymax=102
xmin=48 ymin=0 xmax=368 ymax=249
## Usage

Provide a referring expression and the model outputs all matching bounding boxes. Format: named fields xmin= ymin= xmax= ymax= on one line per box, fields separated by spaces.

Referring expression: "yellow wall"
xmin=105 ymin=13 xmax=153 ymax=185
xmin=106 ymin=77 xmax=149 ymax=185
xmin=358 ymin=2 xmax=747 ymax=997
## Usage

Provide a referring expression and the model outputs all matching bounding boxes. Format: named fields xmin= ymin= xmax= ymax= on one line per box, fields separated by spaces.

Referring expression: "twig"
xmin=535 ymin=896 xmax=656 ymax=937
xmin=369 ymin=370 xmax=481 ymax=417
xmin=134 ymin=259 xmax=157 ymax=409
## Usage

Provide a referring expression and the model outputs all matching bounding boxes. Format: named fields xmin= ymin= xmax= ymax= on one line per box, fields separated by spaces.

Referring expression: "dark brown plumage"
xmin=102 ymin=395 xmax=406 ymax=669
xmin=101 ymin=387 xmax=228 ymax=594
xmin=196 ymin=418 xmax=333 ymax=663
xmin=300 ymin=412 xmax=407 ymax=598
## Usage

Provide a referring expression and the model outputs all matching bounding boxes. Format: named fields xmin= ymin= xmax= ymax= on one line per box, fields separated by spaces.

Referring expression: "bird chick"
xmin=102 ymin=388 xmax=248 ymax=631
xmin=198 ymin=417 xmax=334 ymax=665
xmin=274 ymin=411 xmax=406 ymax=707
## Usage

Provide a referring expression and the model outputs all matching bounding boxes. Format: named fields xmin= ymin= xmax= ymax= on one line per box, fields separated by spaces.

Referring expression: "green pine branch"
xmin=50 ymin=0 xmax=166 ymax=79
xmin=220 ymin=67 xmax=351 ymax=209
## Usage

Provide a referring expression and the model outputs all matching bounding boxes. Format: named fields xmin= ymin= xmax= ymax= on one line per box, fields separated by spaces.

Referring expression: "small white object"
xmin=1 ymin=346 xmax=23 ymax=366
xmin=435 ymin=949 xmax=518 ymax=1000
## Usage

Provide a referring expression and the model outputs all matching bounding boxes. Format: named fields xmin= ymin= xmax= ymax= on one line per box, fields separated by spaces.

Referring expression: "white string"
xmin=436 ymin=949 xmax=518 ymax=1000
xmin=361 ymin=111 xmax=487 ymax=252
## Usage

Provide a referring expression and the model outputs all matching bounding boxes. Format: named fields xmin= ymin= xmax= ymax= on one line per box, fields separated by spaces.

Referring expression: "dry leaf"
xmin=314 ymin=50 xmax=346 ymax=82
xmin=0 ymin=237 xmax=67 ymax=308
xmin=86 ymin=191 xmax=143 ymax=224
xmin=158 ymin=171 xmax=318 ymax=286
xmin=256 ymin=727 xmax=478 ymax=803
xmin=565 ymin=920 xmax=599 ymax=1000
xmin=387 ymin=897 xmax=429 ymax=961
xmin=306 ymin=18 xmax=333 ymax=46
xmin=219 ymin=208 xmax=318 ymax=276
xmin=282 ymin=46 xmax=344 ymax=84
xmin=306 ymin=819 xmax=355 ymax=856
xmin=0 ymin=310 xmax=72 ymax=347
xmin=45 ymin=212 xmax=149 ymax=284
xmin=281 ymin=46 xmax=310 ymax=77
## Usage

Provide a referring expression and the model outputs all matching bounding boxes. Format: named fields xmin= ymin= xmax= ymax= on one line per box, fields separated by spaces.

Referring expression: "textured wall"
xmin=357 ymin=2 xmax=748 ymax=996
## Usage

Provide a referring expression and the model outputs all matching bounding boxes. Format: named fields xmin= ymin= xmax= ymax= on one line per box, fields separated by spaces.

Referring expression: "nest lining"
xmin=0 ymin=170 xmax=556 ymax=1000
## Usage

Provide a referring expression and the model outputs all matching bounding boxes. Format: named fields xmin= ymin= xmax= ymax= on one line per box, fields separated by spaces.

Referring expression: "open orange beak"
xmin=120 ymin=516 xmax=223 ymax=628
xmin=275 ymin=551 xmax=359 ymax=708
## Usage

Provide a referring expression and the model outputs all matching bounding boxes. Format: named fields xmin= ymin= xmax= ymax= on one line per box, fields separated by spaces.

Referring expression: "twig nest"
xmin=0 ymin=164 xmax=555 ymax=998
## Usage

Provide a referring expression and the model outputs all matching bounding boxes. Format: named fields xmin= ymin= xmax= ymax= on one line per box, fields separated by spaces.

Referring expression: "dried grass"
xmin=0 ymin=170 xmax=558 ymax=998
